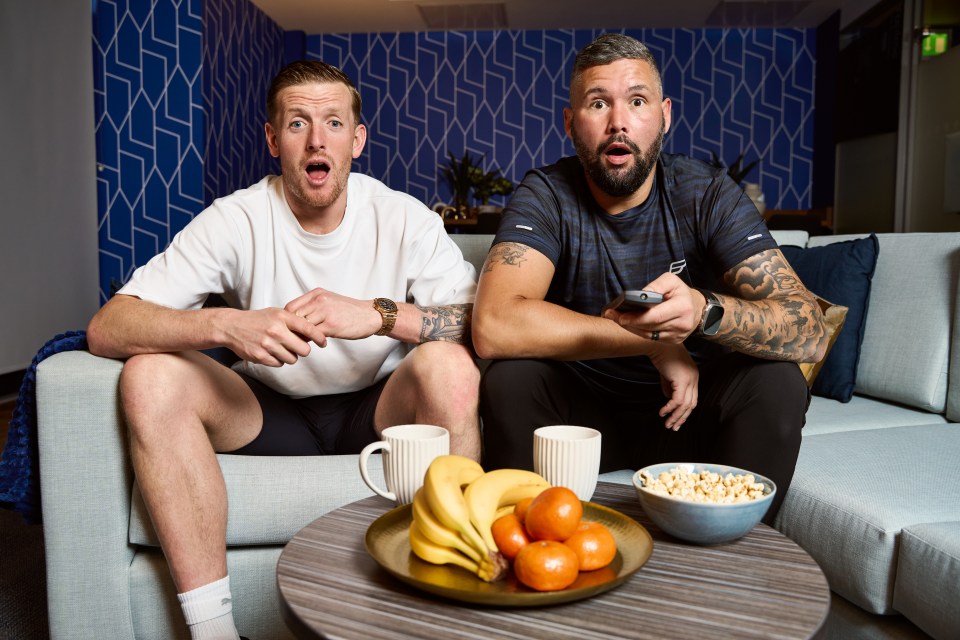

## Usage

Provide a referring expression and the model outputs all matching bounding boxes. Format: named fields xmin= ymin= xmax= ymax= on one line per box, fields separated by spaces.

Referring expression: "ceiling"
xmin=248 ymin=0 xmax=888 ymax=34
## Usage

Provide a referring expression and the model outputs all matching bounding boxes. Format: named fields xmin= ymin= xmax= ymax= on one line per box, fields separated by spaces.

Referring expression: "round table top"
xmin=277 ymin=481 xmax=830 ymax=639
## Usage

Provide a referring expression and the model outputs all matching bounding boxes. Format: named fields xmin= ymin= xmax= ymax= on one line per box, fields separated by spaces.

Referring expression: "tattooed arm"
xmin=473 ymin=241 xmax=678 ymax=360
xmin=701 ymin=248 xmax=827 ymax=362
xmin=600 ymin=248 xmax=827 ymax=364
xmin=416 ymin=303 xmax=472 ymax=345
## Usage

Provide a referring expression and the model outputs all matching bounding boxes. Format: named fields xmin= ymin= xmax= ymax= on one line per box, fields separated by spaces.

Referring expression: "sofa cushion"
xmin=810 ymin=232 xmax=960 ymax=412
xmin=893 ymin=521 xmax=960 ymax=640
xmin=781 ymin=235 xmax=879 ymax=402
xmin=451 ymin=233 xmax=493 ymax=274
xmin=129 ymin=454 xmax=382 ymax=546
xmin=803 ymin=395 xmax=948 ymax=437
xmin=774 ymin=423 xmax=960 ymax=614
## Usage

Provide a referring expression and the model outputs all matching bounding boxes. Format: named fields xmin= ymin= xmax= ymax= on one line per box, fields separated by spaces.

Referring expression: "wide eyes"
xmin=586 ymin=98 xmax=646 ymax=110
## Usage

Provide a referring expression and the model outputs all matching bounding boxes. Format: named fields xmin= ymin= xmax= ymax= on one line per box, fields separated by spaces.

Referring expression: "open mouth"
xmin=306 ymin=161 xmax=330 ymax=183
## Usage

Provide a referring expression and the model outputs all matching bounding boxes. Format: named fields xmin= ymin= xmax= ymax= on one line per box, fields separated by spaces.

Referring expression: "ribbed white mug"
xmin=359 ymin=424 xmax=449 ymax=505
xmin=533 ymin=425 xmax=602 ymax=501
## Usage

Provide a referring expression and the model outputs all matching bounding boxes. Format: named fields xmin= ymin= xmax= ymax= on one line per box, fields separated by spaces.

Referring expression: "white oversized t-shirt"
xmin=119 ymin=174 xmax=477 ymax=398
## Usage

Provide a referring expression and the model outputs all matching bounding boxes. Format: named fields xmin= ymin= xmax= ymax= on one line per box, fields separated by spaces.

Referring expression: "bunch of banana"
xmin=409 ymin=455 xmax=550 ymax=582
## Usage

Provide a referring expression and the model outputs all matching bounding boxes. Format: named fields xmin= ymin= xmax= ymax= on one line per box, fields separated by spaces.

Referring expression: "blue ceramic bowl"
xmin=632 ymin=462 xmax=776 ymax=545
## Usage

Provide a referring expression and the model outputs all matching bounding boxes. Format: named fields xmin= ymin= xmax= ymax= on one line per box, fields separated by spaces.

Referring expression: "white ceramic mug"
xmin=533 ymin=425 xmax=602 ymax=501
xmin=358 ymin=424 xmax=450 ymax=505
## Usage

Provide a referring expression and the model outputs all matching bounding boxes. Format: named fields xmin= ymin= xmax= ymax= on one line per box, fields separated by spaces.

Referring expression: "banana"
xmin=408 ymin=522 xmax=481 ymax=575
xmin=411 ymin=487 xmax=483 ymax=565
xmin=463 ymin=468 xmax=550 ymax=552
xmin=421 ymin=455 xmax=489 ymax=557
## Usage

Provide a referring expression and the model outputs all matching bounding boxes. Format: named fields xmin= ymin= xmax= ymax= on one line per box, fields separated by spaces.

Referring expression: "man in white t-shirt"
xmin=86 ymin=60 xmax=480 ymax=640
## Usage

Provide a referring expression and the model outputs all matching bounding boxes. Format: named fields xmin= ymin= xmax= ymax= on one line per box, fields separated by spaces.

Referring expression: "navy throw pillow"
xmin=780 ymin=235 xmax=879 ymax=402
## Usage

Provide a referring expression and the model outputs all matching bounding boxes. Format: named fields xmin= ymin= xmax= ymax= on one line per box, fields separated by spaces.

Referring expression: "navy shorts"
xmin=226 ymin=373 xmax=389 ymax=456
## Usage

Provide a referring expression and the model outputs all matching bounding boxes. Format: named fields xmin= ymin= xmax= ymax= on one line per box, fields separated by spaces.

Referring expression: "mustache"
xmin=597 ymin=134 xmax=642 ymax=156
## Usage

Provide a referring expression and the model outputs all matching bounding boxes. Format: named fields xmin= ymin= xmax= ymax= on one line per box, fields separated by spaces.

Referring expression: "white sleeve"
xmin=117 ymin=205 xmax=243 ymax=310
xmin=406 ymin=214 xmax=478 ymax=307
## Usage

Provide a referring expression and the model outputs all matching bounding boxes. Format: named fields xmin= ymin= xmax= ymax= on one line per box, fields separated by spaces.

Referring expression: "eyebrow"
xmin=584 ymin=83 xmax=651 ymax=97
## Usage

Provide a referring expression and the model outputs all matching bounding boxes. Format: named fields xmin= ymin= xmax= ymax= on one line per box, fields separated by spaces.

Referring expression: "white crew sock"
xmin=177 ymin=575 xmax=241 ymax=640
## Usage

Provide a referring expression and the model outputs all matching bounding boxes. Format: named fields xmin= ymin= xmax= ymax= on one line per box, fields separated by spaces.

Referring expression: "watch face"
xmin=702 ymin=303 xmax=724 ymax=336
xmin=376 ymin=298 xmax=398 ymax=313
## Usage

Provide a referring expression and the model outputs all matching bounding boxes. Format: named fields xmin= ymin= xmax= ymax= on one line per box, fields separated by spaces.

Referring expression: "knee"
xmin=407 ymin=342 xmax=480 ymax=408
xmin=744 ymin=361 xmax=808 ymax=442
xmin=119 ymin=353 xmax=195 ymax=426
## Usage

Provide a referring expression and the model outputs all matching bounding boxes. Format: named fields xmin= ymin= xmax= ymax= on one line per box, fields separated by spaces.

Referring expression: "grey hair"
xmin=570 ymin=33 xmax=663 ymax=98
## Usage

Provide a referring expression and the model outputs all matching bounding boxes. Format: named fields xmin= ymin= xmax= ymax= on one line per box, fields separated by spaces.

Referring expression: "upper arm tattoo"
xmin=483 ymin=242 xmax=529 ymax=273
xmin=716 ymin=249 xmax=825 ymax=361
xmin=418 ymin=303 xmax=472 ymax=344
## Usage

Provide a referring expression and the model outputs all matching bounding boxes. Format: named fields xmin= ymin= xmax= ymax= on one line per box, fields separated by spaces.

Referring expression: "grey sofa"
xmin=36 ymin=231 xmax=959 ymax=639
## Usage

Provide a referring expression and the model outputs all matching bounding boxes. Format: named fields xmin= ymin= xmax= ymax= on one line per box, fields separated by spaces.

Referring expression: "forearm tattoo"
xmin=483 ymin=242 xmax=528 ymax=272
xmin=418 ymin=303 xmax=472 ymax=344
xmin=717 ymin=249 xmax=826 ymax=361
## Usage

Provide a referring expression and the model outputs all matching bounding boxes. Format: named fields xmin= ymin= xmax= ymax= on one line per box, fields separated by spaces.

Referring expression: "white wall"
xmin=0 ymin=0 xmax=99 ymax=373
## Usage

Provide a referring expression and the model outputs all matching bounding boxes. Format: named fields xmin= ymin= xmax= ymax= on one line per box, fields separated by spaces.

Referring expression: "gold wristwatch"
xmin=373 ymin=297 xmax=398 ymax=336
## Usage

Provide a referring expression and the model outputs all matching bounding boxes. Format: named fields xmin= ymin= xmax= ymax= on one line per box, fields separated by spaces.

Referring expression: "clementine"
xmin=524 ymin=486 xmax=583 ymax=541
xmin=513 ymin=540 xmax=580 ymax=591
xmin=513 ymin=496 xmax=534 ymax=524
xmin=490 ymin=513 xmax=530 ymax=560
xmin=563 ymin=521 xmax=617 ymax=571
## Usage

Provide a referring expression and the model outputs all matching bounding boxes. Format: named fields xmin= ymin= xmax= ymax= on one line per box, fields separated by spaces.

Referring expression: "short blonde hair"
xmin=266 ymin=60 xmax=362 ymax=126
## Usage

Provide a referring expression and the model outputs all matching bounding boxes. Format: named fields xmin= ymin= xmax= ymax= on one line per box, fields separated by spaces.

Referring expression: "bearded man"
xmin=472 ymin=33 xmax=827 ymax=525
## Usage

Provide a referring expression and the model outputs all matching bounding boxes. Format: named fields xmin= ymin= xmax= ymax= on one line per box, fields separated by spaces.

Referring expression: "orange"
xmin=513 ymin=496 xmax=534 ymax=524
xmin=563 ymin=521 xmax=617 ymax=571
xmin=513 ymin=540 xmax=580 ymax=591
xmin=490 ymin=513 xmax=530 ymax=560
xmin=524 ymin=486 xmax=583 ymax=542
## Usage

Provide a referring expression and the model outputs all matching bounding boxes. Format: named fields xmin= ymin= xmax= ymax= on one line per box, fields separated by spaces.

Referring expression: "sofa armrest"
xmin=37 ymin=351 xmax=137 ymax=639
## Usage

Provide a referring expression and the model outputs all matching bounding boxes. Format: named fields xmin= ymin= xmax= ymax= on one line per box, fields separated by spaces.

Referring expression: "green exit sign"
xmin=922 ymin=32 xmax=949 ymax=57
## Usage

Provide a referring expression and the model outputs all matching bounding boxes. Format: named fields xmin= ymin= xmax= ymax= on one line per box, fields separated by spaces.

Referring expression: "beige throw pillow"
xmin=798 ymin=296 xmax=849 ymax=387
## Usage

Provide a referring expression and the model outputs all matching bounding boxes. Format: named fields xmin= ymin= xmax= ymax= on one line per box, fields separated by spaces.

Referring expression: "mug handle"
xmin=359 ymin=440 xmax=396 ymax=501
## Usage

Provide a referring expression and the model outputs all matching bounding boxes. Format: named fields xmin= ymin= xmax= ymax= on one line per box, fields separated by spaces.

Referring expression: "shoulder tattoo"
xmin=483 ymin=242 xmax=528 ymax=273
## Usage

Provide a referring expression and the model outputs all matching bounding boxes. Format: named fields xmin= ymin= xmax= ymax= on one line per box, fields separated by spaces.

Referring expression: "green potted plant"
xmin=440 ymin=151 xmax=514 ymax=216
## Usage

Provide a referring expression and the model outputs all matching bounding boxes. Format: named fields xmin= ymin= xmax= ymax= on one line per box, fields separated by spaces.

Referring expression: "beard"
xmin=571 ymin=119 xmax=665 ymax=198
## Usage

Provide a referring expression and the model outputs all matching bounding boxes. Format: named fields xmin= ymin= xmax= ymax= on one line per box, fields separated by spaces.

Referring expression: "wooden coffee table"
xmin=277 ymin=482 xmax=830 ymax=639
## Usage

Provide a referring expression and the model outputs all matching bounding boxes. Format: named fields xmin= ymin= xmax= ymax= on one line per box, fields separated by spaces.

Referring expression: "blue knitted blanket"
xmin=0 ymin=331 xmax=88 ymax=523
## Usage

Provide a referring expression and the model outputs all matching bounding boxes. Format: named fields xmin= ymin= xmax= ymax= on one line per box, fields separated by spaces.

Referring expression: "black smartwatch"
xmin=696 ymin=289 xmax=724 ymax=336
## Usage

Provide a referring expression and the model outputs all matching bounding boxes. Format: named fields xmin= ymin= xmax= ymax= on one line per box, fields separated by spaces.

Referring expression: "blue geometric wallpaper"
xmin=93 ymin=2 xmax=815 ymax=305
xmin=92 ymin=0 xmax=283 ymax=303
xmin=202 ymin=0 xmax=284 ymax=205
xmin=306 ymin=28 xmax=816 ymax=212
xmin=93 ymin=0 xmax=206 ymax=303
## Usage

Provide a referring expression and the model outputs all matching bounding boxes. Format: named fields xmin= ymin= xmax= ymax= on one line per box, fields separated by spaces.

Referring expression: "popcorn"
xmin=640 ymin=466 xmax=768 ymax=503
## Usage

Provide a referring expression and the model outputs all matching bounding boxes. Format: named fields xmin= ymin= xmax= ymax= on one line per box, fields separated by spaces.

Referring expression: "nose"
xmin=608 ymin=103 xmax=628 ymax=134
xmin=307 ymin=128 xmax=324 ymax=151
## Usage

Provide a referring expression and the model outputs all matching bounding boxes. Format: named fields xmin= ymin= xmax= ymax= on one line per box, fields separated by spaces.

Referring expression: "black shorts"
xmin=226 ymin=373 xmax=389 ymax=456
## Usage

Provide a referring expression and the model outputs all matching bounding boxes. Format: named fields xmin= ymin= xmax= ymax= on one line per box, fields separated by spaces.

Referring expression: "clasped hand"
xmin=224 ymin=288 xmax=381 ymax=367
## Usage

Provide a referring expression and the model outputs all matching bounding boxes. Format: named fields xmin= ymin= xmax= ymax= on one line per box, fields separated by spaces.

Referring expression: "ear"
xmin=563 ymin=107 xmax=573 ymax=139
xmin=662 ymin=97 xmax=672 ymax=135
xmin=352 ymin=123 xmax=367 ymax=159
xmin=265 ymin=122 xmax=280 ymax=158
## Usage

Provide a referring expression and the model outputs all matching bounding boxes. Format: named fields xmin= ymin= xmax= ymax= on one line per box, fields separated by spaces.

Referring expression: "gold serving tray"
xmin=365 ymin=501 xmax=653 ymax=606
